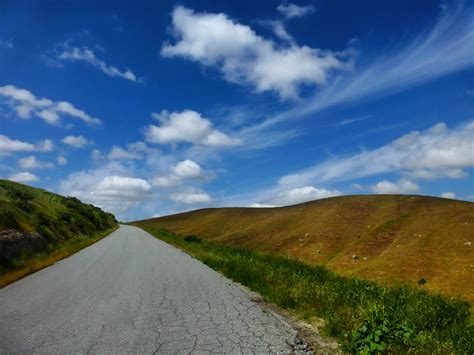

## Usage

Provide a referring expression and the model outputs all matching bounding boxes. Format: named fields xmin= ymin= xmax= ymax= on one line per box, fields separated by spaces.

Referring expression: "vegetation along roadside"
xmin=134 ymin=225 xmax=473 ymax=354
xmin=0 ymin=179 xmax=118 ymax=287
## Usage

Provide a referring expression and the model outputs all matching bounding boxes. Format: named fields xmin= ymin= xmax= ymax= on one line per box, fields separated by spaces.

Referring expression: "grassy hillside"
xmin=136 ymin=227 xmax=473 ymax=353
xmin=135 ymin=195 xmax=474 ymax=302
xmin=0 ymin=179 xmax=117 ymax=282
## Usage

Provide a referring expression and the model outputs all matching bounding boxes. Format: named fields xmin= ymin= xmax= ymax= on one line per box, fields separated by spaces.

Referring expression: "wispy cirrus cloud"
xmin=276 ymin=3 xmax=316 ymax=19
xmin=160 ymin=3 xmax=473 ymax=153
xmin=0 ymin=39 xmax=13 ymax=49
xmin=279 ymin=120 xmax=474 ymax=188
xmin=162 ymin=2 xmax=473 ymax=152
xmin=55 ymin=45 xmax=141 ymax=82
xmin=332 ymin=115 xmax=371 ymax=126
xmin=244 ymin=2 xmax=474 ymax=131
xmin=230 ymin=119 xmax=473 ymax=208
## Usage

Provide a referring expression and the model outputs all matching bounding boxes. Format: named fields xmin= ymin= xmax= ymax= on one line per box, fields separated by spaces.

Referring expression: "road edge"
xmin=232 ymin=281 xmax=341 ymax=354
xmin=133 ymin=224 xmax=342 ymax=354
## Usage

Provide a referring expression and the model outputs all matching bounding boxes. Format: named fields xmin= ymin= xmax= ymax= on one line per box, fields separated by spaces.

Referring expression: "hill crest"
xmin=136 ymin=194 xmax=474 ymax=302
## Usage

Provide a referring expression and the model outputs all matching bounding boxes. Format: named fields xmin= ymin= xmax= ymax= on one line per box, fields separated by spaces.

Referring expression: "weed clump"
xmin=184 ymin=235 xmax=202 ymax=243
xmin=418 ymin=278 xmax=427 ymax=286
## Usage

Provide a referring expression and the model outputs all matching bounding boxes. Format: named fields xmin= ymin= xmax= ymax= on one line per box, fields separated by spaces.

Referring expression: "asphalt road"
xmin=0 ymin=225 xmax=304 ymax=354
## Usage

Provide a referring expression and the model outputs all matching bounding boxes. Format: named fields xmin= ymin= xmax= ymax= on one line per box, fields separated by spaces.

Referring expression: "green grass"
xmin=0 ymin=180 xmax=117 ymax=238
xmin=137 ymin=225 xmax=473 ymax=354
xmin=0 ymin=179 xmax=119 ymax=285
xmin=0 ymin=179 xmax=117 ymax=235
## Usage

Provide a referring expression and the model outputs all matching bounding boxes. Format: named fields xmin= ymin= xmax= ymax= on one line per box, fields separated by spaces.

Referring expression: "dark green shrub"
xmin=0 ymin=207 xmax=21 ymax=229
xmin=6 ymin=187 xmax=34 ymax=202
xmin=36 ymin=225 xmax=55 ymax=242
xmin=184 ymin=235 xmax=202 ymax=243
xmin=418 ymin=278 xmax=427 ymax=285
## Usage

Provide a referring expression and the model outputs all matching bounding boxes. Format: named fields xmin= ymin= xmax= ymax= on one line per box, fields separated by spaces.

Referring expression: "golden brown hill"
xmin=135 ymin=195 xmax=474 ymax=302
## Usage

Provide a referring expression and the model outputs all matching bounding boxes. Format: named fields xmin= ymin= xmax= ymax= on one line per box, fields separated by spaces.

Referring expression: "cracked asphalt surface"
xmin=0 ymin=225 xmax=305 ymax=354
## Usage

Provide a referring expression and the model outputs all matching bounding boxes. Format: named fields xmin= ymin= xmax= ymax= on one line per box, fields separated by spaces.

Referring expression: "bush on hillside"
xmin=184 ymin=235 xmax=202 ymax=243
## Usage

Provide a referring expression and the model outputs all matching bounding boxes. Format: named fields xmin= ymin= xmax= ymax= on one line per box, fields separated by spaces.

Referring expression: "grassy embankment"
xmin=0 ymin=226 xmax=117 ymax=288
xmin=136 ymin=195 xmax=474 ymax=303
xmin=136 ymin=225 xmax=473 ymax=354
xmin=0 ymin=179 xmax=118 ymax=287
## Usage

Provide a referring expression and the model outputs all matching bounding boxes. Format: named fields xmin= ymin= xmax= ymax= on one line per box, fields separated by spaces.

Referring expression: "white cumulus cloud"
xmin=0 ymin=135 xmax=53 ymax=156
xmin=440 ymin=192 xmax=456 ymax=199
xmin=270 ymin=185 xmax=341 ymax=206
xmin=152 ymin=176 xmax=181 ymax=188
xmin=145 ymin=110 xmax=240 ymax=146
xmin=152 ymin=159 xmax=210 ymax=188
xmin=107 ymin=146 xmax=144 ymax=160
xmin=248 ymin=203 xmax=276 ymax=208
xmin=371 ymin=180 xmax=420 ymax=194
xmin=59 ymin=163 xmax=152 ymax=215
xmin=62 ymin=135 xmax=90 ymax=149
xmin=18 ymin=155 xmax=53 ymax=170
xmin=57 ymin=155 xmax=68 ymax=165
xmin=8 ymin=172 xmax=39 ymax=183
xmin=243 ymin=3 xmax=474 ymax=132
xmin=172 ymin=159 xmax=204 ymax=179
xmin=0 ymin=85 xmax=101 ymax=125
xmin=95 ymin=176 xmax=151 ymax=200
xmin=36 ymin=139 xmax=54 ymax=152
xmin=161 ymin=6 xmax=350 ymax=99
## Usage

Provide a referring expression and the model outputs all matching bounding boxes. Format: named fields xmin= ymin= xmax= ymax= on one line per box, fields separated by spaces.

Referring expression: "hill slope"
xmin=0 ymin=179 xmax=117 ymax=266
xmin=136 ymin=195 xmax=474 ymax=302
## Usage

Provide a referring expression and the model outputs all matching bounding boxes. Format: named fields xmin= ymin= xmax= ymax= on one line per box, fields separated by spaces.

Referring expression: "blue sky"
xmin=1 ymin=0 xmax=473 ymax=221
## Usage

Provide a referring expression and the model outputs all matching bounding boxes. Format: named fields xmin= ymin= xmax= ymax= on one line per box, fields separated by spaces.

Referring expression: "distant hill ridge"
xmin=136 ymin=195 xmax=474 ymax=302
